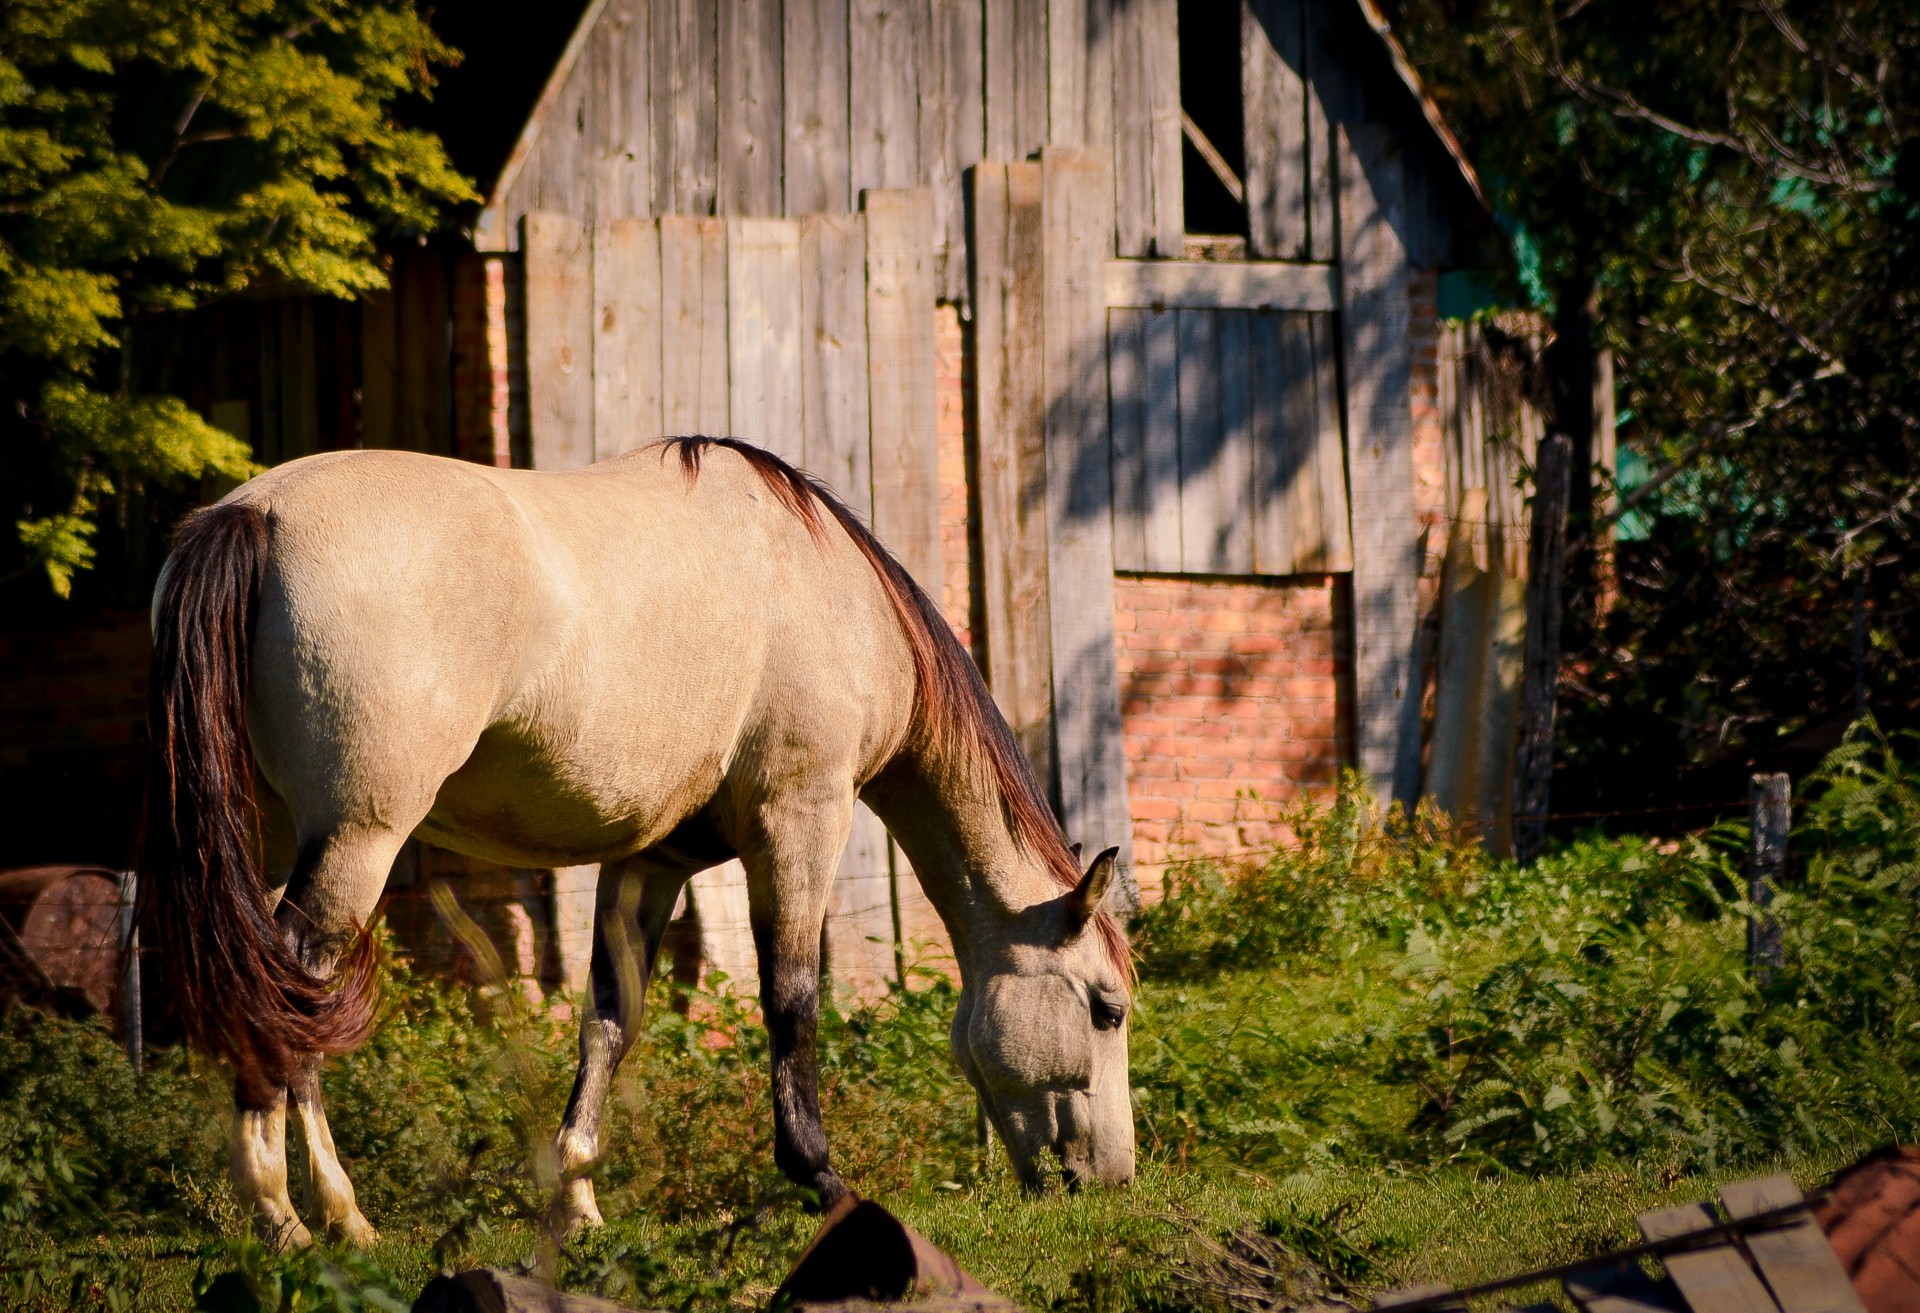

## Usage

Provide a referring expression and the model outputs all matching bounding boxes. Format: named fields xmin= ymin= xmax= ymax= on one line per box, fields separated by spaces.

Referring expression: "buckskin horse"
xmin=141 ymin=438 xmax=1134 ymax=1247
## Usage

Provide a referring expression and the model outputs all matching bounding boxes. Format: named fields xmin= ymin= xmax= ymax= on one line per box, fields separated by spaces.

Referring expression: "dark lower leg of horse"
xmin=552 ymin=862 xmax=683 ymax=1233
xmin=764 ymin=967 xmax=847 ymax=1204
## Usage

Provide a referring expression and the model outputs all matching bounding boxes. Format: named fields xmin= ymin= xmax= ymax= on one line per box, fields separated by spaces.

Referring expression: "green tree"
xmin=1398 ymin=0 xmax=1920 ymax=813
xmin=1 ymin=0 xmax=474 ymax=596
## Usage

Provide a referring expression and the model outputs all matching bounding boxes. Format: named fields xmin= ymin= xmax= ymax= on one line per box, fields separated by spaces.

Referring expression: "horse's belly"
xmin=415 ymin=722 xmax=727 ymax=868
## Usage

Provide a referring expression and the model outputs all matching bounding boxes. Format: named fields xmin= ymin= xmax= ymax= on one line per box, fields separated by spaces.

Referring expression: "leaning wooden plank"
xmin=864 ymin=189 xmax=942 ymax=595
xmin=727 ymin=219 xmax=805 ymax=463
xmin=1719 ymin=1175 xmax=1866 ymax=1313
xmin=1104 ymin=260 xmax=1338 ymax=311
xmin=1636 ymin=1203 xmax=1783 ymax=1313
xmin=1041 ymin=147 xmax=1135 ymax=904
xmin=923 ymin=0 xmax=986 ymax=304
xmin=800 ymin=212 xmax=873 ymax=515
xmin=593 ymin=217 xmax=664 ymax=456
xmin=1338 ymin=123 xmax=1422 ymax=804
xmin=659 ymin=215 xmax=730 ymax=437
xmin=851 ymin=0 xmax=923 ymax=196
xmin=719 ymin=0 xmax=783 ymax=216
xmin=650 ymin=0 xmax=718 ymax=217
xmin=827 ymin=802 xmax=897 ymax=1003
xmin=969 ymin=160 xmax=1054 ymax=784
xmin=1110 ymin=0 xmax=1184 ymax=257
xmin=1242 ymin=0 xmax=1309 ymax=258
xmin=522 ymin=212 xmax=596 ymax=469
xmin=785 ymin=0 xmax=853 ymax=214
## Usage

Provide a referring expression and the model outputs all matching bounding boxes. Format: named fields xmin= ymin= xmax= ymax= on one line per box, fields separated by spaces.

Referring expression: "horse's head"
xmin=951 ymin=845 xmax=1135 ymax=1191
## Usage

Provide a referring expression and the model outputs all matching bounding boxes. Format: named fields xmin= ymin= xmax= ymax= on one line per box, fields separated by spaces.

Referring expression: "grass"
xmin=3 ymin=727 xmax=1918 ymax=1310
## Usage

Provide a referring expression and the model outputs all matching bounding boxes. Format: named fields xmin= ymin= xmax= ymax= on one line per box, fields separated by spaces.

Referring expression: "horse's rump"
xmin=140 ymin=501 xmax=378 ymax=1102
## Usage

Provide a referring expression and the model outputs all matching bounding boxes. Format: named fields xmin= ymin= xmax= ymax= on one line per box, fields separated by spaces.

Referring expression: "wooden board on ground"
xmin=1635 ymin=1203 xmax=1781 ymax=1313
xmin=1719 ymin=1175 xmax=1865 ymax=1313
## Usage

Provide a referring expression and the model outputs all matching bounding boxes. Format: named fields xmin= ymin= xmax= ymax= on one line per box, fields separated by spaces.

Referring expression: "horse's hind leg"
xmin=231 ymin=822 xmax=410 ymax=1248
xmin=552 ymin=855 xmax=690 ymax=1235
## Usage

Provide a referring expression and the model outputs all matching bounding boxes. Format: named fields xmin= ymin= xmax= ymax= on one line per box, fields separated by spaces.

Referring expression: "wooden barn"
xmin=1 ymin=0 xmax=1560 ymax=1001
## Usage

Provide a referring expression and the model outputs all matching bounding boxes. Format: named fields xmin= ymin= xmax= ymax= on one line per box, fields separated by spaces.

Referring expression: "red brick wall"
xmin=450 ymin=253 xmax=514 ymax=468
xmin=1114 ymin=575 xmax=1351 ymax=889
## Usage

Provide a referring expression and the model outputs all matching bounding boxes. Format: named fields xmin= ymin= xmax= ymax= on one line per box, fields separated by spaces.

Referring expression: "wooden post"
xmin=1749 ymin=772 xmax=1788 ymax=984
xmin=117 ymin=870 xmax=141 ymax=1075
xmin=1513 ymin=432 xmax=1572 ymax=863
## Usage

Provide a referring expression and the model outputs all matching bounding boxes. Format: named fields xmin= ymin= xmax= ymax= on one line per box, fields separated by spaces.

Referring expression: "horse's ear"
xmin=1066 ymin=847 xmax=1120 ymax=933
xmin=1069 ymin=842 xmax=1083 ymax=863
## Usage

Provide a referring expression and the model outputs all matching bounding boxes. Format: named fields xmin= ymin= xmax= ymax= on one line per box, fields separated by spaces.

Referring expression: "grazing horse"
xmin=141 ymin=439 xmax=1134 ymax=1247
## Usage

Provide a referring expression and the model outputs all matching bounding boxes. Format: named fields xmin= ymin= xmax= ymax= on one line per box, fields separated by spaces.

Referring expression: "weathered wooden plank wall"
xmin=475 ymin=0 xmax=1189 ymax=283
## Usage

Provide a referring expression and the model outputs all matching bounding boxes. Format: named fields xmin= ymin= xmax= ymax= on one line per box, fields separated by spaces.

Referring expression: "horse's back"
xmin=218 ymin=448 xmax=911 ymax=866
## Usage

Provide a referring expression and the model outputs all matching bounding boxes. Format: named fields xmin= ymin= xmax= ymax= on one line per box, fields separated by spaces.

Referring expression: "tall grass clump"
xmin=1130 ymin=737 xmax=1920 ymax=1176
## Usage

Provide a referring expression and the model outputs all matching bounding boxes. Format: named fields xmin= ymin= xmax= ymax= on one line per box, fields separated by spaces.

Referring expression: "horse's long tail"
xmin=139 ymin=502 xmax=377 ymax=1101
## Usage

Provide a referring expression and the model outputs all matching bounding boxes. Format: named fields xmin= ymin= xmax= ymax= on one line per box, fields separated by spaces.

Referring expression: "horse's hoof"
xmin=550 ymin=1184 xmax=605 ymax=1239
xmin=330 ymin=1210 xmax=378 ymax=1249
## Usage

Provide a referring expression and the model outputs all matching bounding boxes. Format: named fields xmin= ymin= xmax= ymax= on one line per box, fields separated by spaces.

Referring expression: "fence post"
xmin=1748 ymin=773 xmax=1789 ymax=984
xmin=1513 ymin=433 xmax=1573 ymax=863
xmin=117 ymin=870 xmax=142 ymax=1075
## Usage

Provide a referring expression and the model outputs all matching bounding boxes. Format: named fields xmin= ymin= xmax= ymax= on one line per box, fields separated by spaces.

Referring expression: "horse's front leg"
xmin=552 ymin=856 xmax=688 ymax=1235
xmin=744 ymin=801 xmax=853 ymax=1205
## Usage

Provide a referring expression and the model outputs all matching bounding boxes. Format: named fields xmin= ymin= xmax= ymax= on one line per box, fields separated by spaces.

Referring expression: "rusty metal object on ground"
xmin=0 ymin=865 xmax=123 ymax=1016
xmin=412 ymin=1268 xmax=655 ymax=1313
xmin=776 ymin=1194 xmax=1013 ymax=1310
xmin=1816 ymin=1146 xmax=1920 ymax=1313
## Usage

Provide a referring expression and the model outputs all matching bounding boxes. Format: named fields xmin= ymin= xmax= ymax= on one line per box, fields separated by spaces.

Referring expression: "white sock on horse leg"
xmin=230 ymin=1094 xmax=311 ymax=1250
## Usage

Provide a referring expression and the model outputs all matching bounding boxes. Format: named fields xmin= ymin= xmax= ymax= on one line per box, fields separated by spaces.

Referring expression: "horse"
xmin=140 ymin=437 xmax=1134 ymax=1248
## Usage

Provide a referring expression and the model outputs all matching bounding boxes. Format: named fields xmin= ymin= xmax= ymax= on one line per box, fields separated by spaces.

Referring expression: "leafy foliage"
xmin=0 ymin=0 xmax=474 ymax=594
xmin=1395 ymin=0 xmax=1920 ymax=811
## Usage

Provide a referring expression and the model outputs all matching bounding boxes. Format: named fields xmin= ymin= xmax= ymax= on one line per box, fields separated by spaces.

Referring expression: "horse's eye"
xmin=1091 ymin=993 xmax=1127 ymax=1031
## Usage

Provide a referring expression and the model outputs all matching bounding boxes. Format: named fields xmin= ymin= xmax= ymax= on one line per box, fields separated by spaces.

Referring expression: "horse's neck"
xmin=861 ymin=734 xmax=1052 ymax=975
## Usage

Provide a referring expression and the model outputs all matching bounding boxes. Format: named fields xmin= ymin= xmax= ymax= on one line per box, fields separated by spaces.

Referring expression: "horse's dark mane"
xmin=659 ymin=437 xmax=1130 ymax=985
